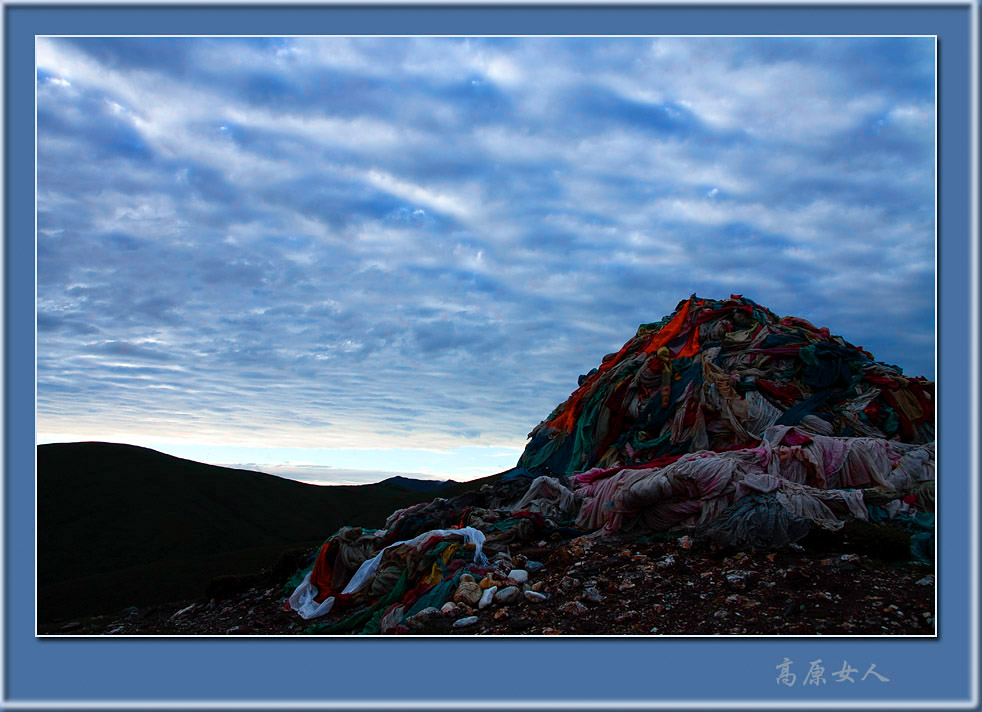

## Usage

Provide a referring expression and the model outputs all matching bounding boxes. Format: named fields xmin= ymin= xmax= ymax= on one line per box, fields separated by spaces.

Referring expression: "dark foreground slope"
xmin=37 ymin=442 xmax=482 ymax=623
xmin=61 ymin=526 xmax=934 ymax=636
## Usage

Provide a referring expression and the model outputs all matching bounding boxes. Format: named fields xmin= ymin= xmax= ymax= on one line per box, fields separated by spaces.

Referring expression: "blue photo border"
xmin=5 ymin=2 xmax=978 ymax=709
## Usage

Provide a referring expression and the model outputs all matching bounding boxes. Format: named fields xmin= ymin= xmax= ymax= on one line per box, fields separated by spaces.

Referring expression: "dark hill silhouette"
xmin=379 ymin=475 xmax=458 ymax=492
xmin=37 ymin=442 xmax=490 ymax=622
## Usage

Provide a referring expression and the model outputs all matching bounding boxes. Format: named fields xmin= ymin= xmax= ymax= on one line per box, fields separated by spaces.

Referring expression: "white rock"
xmin=494 ymin=586 xmax=521 ymax=605
xmin=507 ymin=569 xmax=529 ymax=584
xmin=452 ymin=616 xmax=479 ymax=629
xmin=478 ymin=586 xmax=498 ymax=610
xmin=524 ymin=590 xmax=548 ymax=603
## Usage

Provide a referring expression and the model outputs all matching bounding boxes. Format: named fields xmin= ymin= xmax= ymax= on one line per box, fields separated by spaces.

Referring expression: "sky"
xmin=35 ymin=36 xmax=935 ymax=485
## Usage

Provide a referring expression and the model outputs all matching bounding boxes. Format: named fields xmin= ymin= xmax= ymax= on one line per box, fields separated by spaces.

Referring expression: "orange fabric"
xmin=546 ymin=298 xmax=697 ymax=434
xmin=545 ymin=338 xmax=638 ymax=433
xmin=677 ymin=324 xmax=700 ymax=358
xmin=641 ymin=297 xmax=692 ymax=354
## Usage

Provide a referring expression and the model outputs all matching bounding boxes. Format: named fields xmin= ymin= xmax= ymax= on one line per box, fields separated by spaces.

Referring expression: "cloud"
xmin=227 ymin=463 xmax=451 ymax=487
xmin=36 ymin=37 xmax=936 ymax=472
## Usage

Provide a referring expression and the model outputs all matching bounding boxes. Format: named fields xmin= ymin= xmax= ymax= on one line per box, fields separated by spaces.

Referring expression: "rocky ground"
xmin=42 ymin=527 xmax=934 ymax=637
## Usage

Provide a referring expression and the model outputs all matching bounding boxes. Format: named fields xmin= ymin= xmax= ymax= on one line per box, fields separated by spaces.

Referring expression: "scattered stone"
xmin=507 ymin=569 xmax=529 ymax=585
xmin=559 ymin=601 xmax=588 ymax=616
xmin=225 ymin=625 xmax=253 ymax=635
xmin=559 ymin=576 xmax=582 ymax=591
xmin=656 ymin=555 xmax=676 ymax=570
xmin=440 ymin=602 xmax=462 ymax=617
xmin=478 ymin=586 xmax=497 ymax=610
xmin=524 ymin=590 xmax=548 ymax=603
xmin=615 ymin=610 xmax=639 ymax=623
xmin=494 ymin=586 xmax=521 ymax=605
xmin=406 ymin=607 xmax=441 ymax=631
xmin=916 ymin=575 xmax=934 ymax=586
xmin=513 ymin=554 xmax=529 ymax=569
xmin=526 ymin=561 xmax=544 ymax=573
xmin=677 ymin=536 xmax=693 ymax=550
xmin=459 ymin=573 xmax=476 ymax=585
xmin=581 ymin=586 xmax=605 ymax=604
xmin=453 ymin=581 xmax=483 ymax=606
xmin=452 ymin=616 xmax=479 ymax=629
xmin=542 ymin=627 xmax=562 ymax=635
xmin=479 ymin=576 xmax=496 ymax=589
xmin=531 ymin=581 xmax=547 ymax=593
xmin=493 ymin=608 xmax=509 ymax=621
xmin=724 ymin=570 xmax=755 ymax=591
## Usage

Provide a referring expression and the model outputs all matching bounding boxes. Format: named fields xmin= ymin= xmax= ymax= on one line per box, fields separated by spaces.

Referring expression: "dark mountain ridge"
xmin=379 ymin=475 xmax=459 ymax=492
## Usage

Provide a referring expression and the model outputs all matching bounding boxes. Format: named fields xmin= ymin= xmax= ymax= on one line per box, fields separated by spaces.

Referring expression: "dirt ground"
xmin=43 ymin=528 xmax=934 ymax=637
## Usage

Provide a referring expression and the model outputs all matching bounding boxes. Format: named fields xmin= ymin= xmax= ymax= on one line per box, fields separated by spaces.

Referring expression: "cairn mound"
xmin=519 ymin=294 xmax=933 ymax=476
xmin=278 ymin=295 xmax=935 ymax=633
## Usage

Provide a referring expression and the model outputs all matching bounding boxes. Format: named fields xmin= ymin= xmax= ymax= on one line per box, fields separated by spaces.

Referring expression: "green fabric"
xmin=308 ymin=567 xmax=411 ymax=634
xmin=404 ymin=571 xmax=463 ymax=618
xmin=630 ymin=430 xmax=670 ymax=452
xmin=569 ymin=387 xmax=606 ymax=472
xmin=866 ymin=506 xmax=934 ymax=565
xmin=518 ymin=431 xmax=564 ymax=471
xmin=882 ymin=407 xmax=899 ymax=435
xmin=800 ymin=344 xmax=819 ymax=367
xmin=910 ymin=531 xmax=933 ymax=565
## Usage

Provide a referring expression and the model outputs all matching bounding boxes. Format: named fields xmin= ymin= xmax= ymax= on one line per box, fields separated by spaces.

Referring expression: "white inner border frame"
xmin=10 ymin=2 xmax=979 ymax=709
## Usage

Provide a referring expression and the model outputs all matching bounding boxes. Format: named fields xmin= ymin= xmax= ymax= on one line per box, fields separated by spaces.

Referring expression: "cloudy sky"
xmin=35 ymin=36 xmax=934 ymax=484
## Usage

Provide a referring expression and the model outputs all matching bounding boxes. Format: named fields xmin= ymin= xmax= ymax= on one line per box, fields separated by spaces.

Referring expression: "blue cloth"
xmin=499 ymin=467 xmax=535 ymax=481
